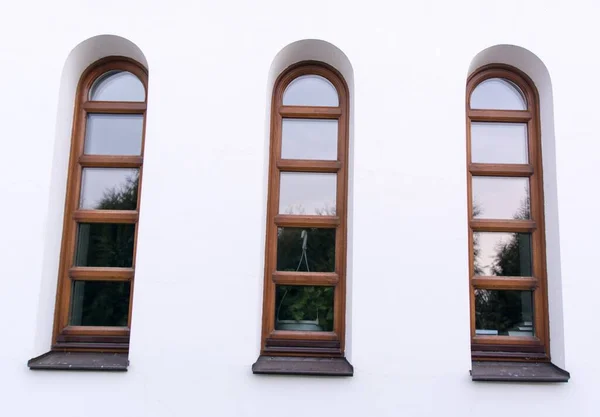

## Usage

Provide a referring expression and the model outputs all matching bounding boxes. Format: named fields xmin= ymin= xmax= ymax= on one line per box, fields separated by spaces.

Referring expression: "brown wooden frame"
xmin=466 ymin=65 xmax=550 ymax=361
xmin=260 ymin=62 xmax=349 ymax=357
xmin=52 ymin=57 xmax=148 ymax=352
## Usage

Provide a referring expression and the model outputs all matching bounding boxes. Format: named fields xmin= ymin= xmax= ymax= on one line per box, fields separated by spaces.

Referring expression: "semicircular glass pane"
xmin=89 ymin=70 xmax=145 ymax=102
xmin=470 ymin=78 xmax=526 ymax=110
xmin=283 ymin=75 xmax=339 ymax=106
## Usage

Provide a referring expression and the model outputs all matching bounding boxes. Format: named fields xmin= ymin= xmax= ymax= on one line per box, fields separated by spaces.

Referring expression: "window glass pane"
xmin=473 ymin=232 xmax=532 ymax=277
xmin=75 ymin=223 xmax=135 ymax=267
xmin=84 ymin=114 xmax=144 ymax=156
xmin=279 ymin=173 xmax=336 ymax=215
xmin=281 ymin=119 xmax=337 ymax=160
xmin=475 ymin=290 xmax=534 ymax=336
xmin=275 ymin=285 xmax=334 ymax=331
xmin=89 ymin=70 xmax=145 ymax=102
xmin=472 ymin=177 xmax=530 ymax=220
xmin=470 ymin=78 xmax=526 ymax=110
xmin=69 ymin=281 xmax=131 ymax=326
xmin=277 ymin=227 xmax=335 ymax=272
xmin=471 ymin=122 xmax=528 ymax=164
xmin=80 ymin=168 xmax=139 ymax=210
xmin=283 ymin=75 xmax=339 ymax=107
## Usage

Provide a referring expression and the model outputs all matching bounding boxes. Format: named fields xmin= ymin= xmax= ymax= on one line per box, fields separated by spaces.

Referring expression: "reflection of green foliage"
xmin=475 ymin=290 xmax=524 ymax=334
xmin=277 ymin=228 xmax=335 ymax=272
xmin=77 ymin=223 xmax=135 ymax=267
xmin=75 ymin=281 xmax=130 ymax=326
xmin=490 ymin=234 xmax=530 ymax=277
xmin=96 ymin=174 xmax=139 ymax=210
xmin=72 ymin=174 xmax=139 ymax=326
xmin=276 ymin=286 xmax=334 ymax=331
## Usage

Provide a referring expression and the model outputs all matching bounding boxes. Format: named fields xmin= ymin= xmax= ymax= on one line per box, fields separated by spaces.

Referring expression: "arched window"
xmin=253 ymin=62 xmax=352 ymax=375
xmin=52 ymin=57 xmax=148 ymax=352
xmin=466 ymin=65 xmax=549 ymax=361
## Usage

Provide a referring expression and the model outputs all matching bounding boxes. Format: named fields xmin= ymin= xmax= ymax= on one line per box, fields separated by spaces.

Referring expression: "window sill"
xmin=252 ymin=355 xmax=353 ymax=376
xmin=28 ymin=351 xmax=129 ymax=371
xmin=471 ymin=361 xmax=569 ymax=382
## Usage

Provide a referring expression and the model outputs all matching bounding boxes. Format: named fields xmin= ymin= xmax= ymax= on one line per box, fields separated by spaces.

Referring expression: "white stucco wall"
xmin=0 ymin=1 xmax=597 ymax=416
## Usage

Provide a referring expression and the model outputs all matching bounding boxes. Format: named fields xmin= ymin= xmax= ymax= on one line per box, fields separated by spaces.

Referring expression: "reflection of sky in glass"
xmin=283 ymin=75 xmax=339 ymax=107
xmin=84 ymin=114 xmax=144 ymax=155
xmin=473 ymin=177 xmax=529 ymax=220
xmin=474 ymin=232 xmax=532 ymax=276
xmin=471 ymin=122 xmax=528 ymax=164
xmin=279 ymin=173 xmax=336 ymax=215
xmin=281 ymin=119 xmax=337 ymax=160
xmin=470 ymin=78 xmax=526 ymax=110
xmin=80 ymin=168 xmax=138 ymax=209
xmin=89 ymin=71 xmax=145 ymax=102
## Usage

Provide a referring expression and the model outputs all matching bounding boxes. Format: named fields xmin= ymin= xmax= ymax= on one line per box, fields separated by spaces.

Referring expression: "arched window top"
xmin=470 ymin=77 xmax=527 ymax=110
xmin=89 ymin=70 xmax=145 ymax=102
xmin=283 ymin=74 xmax=339 ymax=106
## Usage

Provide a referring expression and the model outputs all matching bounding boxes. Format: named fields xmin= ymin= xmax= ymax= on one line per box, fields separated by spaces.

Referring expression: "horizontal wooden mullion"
xmin=83 ymin=101 xmax=146 ymax=113
xmin=69 ymin=267 xmax=134 ymax=281
xmin=274 ymin=215 xmax=339 ymax=228
xmin=470 ymin=219 xmax=536 ymax=232
xmin=272 ymin=271 xmax=339 ymax=286
xmin=79 ymin=155 xmax=143 ymax=168
xmin=472 ymin=335 xmax=542 ymax=346
xmin=269 ymin=330 xmax=338 ymax=341
xmin=469 ymin=109 xmax=531 ymax=122
xmin=62 ymin=326 xmax=129 ymax=336
xmin=472 ymin=276 xmax=538 ymax=290
xmin=73 ymin=210 xmax=138 ymax=223
xmin=469 ymin=163 xmax=533 ymax=177
xmin=277 ymin=159 xmax=340 ymax=173
xmin=278 ymin=105 xmax=341 ymax=119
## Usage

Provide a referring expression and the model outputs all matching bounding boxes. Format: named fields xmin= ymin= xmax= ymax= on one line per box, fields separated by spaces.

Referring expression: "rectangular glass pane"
xmin=277 ymin=227 xmax=335 ymax=272
xmin=475 ymin=289 xmax=534 ymax=336
xmin=80 ymin=168 xmax=139 ymax=210
xmin=279 ymin=172 xmax=336 ymax=215
xmin=473 ymin=232 xmax=532 ymax=276
xmin=75 ymin=223 xmax=135 ymax=267
xmin=275 ymin=285 xmax=334 ymax=332
xmin=84 ymin=114 xmax=144 ymax=155
xmin=471 ymin=122 xmax=528 ymax=164
xmin=472 ymin=177 xmax=530 ymax=220
xmin=281 ymin=119 xmax=338 ymax=160
xmin=70 ymin=281 xmax=131 ymax=326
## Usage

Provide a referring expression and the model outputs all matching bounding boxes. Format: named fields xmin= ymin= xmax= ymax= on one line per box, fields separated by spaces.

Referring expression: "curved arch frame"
xmin=466 ymin=64 xmax=549 ymax=360
xmin=260 ymin=61 xmax=349 ymax=357
xmin=52 ymin=56 xmax=148 ymax=352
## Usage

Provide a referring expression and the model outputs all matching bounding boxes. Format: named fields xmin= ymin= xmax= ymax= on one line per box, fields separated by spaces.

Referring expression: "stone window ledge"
xmin=28 ymin=351 xmax=128 ymax=371
xmin=252 ymin=355 xmax=353 ymax=376
xmin=471 ymin=361 xmax=569 ymax=382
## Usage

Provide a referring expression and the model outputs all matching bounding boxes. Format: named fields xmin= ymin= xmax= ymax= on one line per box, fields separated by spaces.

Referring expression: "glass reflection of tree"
xmin=73 ymin=173 xmax=139 ymax=327
xmin=276 ymin=286 xmax=334 ymax=331
xmin=474 ymin=193 xmax=531 ymax=334
xmin=275 ymin=204 xmax=336 ymax=331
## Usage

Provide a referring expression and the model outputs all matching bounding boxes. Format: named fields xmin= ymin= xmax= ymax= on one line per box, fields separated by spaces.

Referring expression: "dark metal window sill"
xmin=471 ymin=361 xmax=569 ymax=382
xmin=28 ymin=351 xmax=129 ymax=371
xmin=252 ymin=355 xmax=353 ymax=376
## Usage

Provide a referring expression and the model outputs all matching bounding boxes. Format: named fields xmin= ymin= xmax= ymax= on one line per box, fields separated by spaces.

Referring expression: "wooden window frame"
xmin=51 ymin=57 xmax=148 ymax=352
xmin=466 ymin=64 xmax=550 ymax=361
xmin=259 ymin=62 xmax=349 ymax=357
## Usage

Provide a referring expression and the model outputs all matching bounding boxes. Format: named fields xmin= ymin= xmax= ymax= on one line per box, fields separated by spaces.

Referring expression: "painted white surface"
xmin=0 ymin=1 xmax=597 ymax=416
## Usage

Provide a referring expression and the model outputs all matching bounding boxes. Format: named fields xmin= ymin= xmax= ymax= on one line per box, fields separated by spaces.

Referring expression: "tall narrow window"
xmin=253 ymin=62 xmax=352 ymax=375
xmin=52 ymin=57 xmax=148 ymax=352
xmin=466 ymin=66 xmax=549 ymax=360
